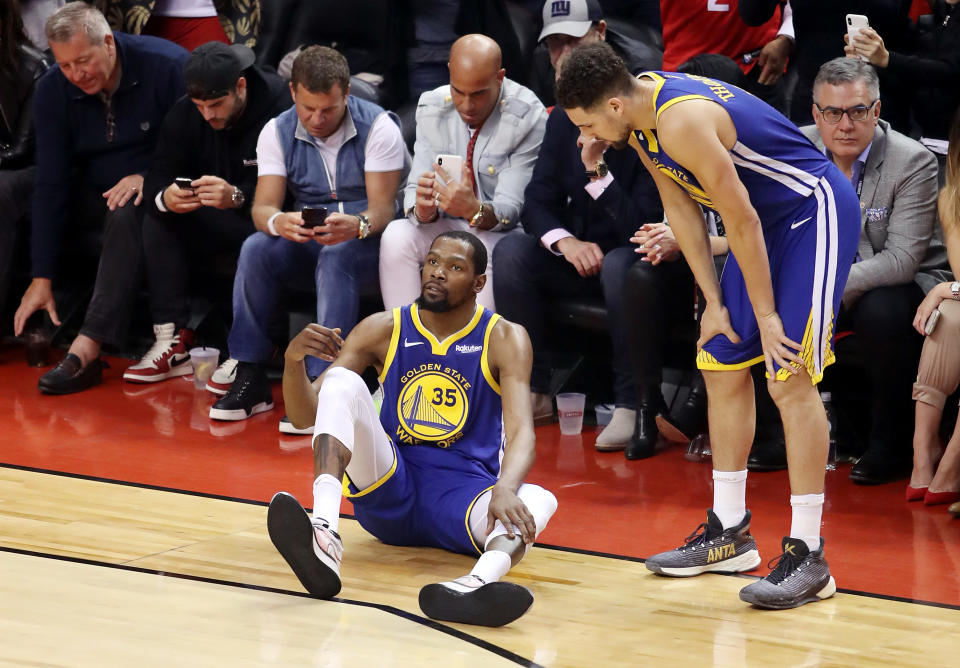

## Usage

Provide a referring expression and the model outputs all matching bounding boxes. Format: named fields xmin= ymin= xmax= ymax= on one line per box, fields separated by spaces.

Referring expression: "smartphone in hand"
xmin=175 ymin=177 xmax=195 ymax=195
xmin=436 ymin=154 xmax=464 ymax=184
xmin=846 ymin=14 xmax=870 ymax=62
xmin=925 ymin=308 xmax=941 ymax=335
xmin=301 ymin=206 xmax=329 ymax=232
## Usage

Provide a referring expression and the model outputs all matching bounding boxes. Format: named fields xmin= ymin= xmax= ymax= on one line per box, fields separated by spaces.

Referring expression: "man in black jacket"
xmin=122 ymin=42 xmax=290 ymax=384
xmin=492 ymin=103 xmax=664 ymax=454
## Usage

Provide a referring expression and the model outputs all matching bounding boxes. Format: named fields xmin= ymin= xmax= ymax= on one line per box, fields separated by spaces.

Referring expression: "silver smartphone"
xmin=925 ymin=308 xmax=941 ymax=335
xmin=435 ymin=154 xmax=464 ymax=184
xmin=846 ymin=14 xmax=870 ymax=62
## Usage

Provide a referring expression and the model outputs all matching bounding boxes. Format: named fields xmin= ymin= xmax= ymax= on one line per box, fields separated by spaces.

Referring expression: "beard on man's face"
xmin=415 ymin=292 xmax=454 ymax=313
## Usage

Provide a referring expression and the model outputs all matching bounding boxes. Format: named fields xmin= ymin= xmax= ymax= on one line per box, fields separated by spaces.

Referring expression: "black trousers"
xmin=622 ymin=257 xmax=697 ymax=402
xmin=0 ymin=166 xmax=35 ymax=316
xmin=492 ymin=233 xmax=638 ymax=406
xmin=835 ymin=282 xmax=925 ymax=456
xmin=142 ymin=206 xmax=254 ymax=328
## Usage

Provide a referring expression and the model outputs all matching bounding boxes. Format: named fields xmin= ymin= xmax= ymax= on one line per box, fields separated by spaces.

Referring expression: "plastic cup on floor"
xmin=189 ymin=347 xmax=220 ymax=390
xmin=556 ymin=393 xmax=586 ymax=435
xmin=594 ymin=403 xmax=615 ymax=427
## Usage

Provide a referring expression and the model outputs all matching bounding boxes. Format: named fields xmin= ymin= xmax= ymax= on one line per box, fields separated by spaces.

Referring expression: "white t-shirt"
xmin=256 ymin=112 xmax=407 ymax=191
xmin=152 ymin=0 xmax=217 ymax=18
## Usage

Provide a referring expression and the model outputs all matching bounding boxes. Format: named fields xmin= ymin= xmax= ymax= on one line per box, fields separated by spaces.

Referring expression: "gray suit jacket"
xmin=802 ymin=120 xmax=948 ymax=304
xmin=403 ymin=78 xmax=547 ymax=232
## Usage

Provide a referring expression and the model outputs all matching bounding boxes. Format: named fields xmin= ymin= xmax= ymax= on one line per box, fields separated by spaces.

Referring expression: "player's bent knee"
xmin=319 ymin=367 xmax=367 ymax=399
xmin=517 ymin=484 xmax=558 ymax=536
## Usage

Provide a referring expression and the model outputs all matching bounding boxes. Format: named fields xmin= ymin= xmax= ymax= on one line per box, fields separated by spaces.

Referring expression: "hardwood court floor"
xmin=1 ymin=348 xmax=959 ymax=666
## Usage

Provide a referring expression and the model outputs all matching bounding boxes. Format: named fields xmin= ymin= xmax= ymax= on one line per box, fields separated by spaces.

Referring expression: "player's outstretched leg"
xmin=645 ymin=509 xmax=761 ymax=576
xmin=267 ymin=491 xmax=343 ymax=598
xmin=739 ymin=537 xmax=836 ymax=609
xmin=418 ymin=483 xmax=557 ymax=627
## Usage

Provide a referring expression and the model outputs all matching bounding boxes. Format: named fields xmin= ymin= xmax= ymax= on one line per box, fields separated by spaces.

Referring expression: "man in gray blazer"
xmin=379 ymin=34 xmax=547 ymax=311
xmin=803 ymin=58 xmax=948 ymax=484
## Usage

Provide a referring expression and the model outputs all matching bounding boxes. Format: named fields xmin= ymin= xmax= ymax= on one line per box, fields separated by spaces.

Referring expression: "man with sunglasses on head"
xmin=802 ymin=57 xmax=948 ymax=486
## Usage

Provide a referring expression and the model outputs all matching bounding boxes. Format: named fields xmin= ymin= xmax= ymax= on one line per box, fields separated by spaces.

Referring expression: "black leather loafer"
xmin=38 ymin=353 xmax=104 ymax=395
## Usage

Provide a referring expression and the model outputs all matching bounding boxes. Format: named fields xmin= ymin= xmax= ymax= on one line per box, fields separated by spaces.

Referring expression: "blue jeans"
xmin=228 ymin=232 xmax=381 ymax=377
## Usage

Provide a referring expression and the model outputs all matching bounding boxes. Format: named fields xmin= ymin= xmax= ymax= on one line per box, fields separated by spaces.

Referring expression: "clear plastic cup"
xmin=594 ymin=403 xmax=615 ymax=427
xmin=189 ymin=347 xmax=220 ymax=390
xmin=556 ymin=392 xmax=586 ymax=435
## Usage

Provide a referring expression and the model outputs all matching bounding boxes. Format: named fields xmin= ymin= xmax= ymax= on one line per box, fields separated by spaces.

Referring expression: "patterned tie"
xmin=465 ymin=126 xmax=481 ymax=195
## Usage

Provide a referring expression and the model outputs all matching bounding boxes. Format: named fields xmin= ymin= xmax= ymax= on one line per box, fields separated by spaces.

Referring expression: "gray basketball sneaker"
xmin=739 ymin=537 xmax=836 ymax=609
xmin=645 ymin=509 xmax=761 ymax=577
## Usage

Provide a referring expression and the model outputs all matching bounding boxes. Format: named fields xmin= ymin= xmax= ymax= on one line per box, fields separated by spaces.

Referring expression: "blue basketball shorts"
xmin=697 ymin=172 xmax=861 ymax=383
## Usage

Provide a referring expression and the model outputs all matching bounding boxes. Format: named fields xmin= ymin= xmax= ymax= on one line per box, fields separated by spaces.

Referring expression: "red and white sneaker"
xmin=205 ymin=357 xmax=237 ymax=395
xmin=123 ymin=323 xmax=194 ymax=383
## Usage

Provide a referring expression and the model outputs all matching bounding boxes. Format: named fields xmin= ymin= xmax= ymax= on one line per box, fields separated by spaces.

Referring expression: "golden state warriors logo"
xmin=396 ymin=364 xmax=472 ymax=446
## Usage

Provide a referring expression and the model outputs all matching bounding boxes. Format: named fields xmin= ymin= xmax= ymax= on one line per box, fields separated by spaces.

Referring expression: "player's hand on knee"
xmin=487 ymin=484 xmax=537 ymax=545
xmin=285 ymin=324 xmax=344 ymax=363
xmin=757 ymin=311 xmax=802 ymax=378
xmin=697 ymin=301 xmax=740 ymax=350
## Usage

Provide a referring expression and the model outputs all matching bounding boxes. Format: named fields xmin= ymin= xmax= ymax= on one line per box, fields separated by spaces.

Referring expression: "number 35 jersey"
xmin=378 ymin=303 xmax=505 ymax=479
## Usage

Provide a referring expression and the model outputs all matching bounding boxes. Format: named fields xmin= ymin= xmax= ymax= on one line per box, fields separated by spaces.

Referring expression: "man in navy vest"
xmin=210 ymin=46 xmax=407 ymax=424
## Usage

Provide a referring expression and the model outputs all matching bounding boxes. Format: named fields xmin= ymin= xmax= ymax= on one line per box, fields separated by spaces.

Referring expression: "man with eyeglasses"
xmin=801 ymin=57 xmax=948 ymax=485
xmin=12 ymin=2 xmax=187 ymax=394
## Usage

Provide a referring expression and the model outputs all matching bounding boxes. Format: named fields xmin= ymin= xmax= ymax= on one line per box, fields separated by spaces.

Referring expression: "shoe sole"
xmin=205 ymin=381 xmax=232 ymax=396
xmin=267 ymin=492 xmax=342 ymax=598
xmin=123 ymin=364 xmax=192 ymax=383
xmin=209 ymin=401 xmax=274 ymax=421
xmin=595 ymin=441 xmax=627 ymax=452
xmin=646 ymin=549 xmax=762 ymax=577
xmin=419 ymin=581 xmax=533 ymax=627
xmin=655 ymin=415 xmax=692 ymax=444
xmin=739 ymin=576 xmax=836 ymax=609
xmin=279 ymin=422 xmax=314 ymax=436
xmin=38 ymin=377 xmax=103 ymax=395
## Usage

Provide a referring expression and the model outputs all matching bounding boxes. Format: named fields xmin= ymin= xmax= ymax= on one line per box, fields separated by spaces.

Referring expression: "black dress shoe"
xmin=656 ymin=387 xmax=707 ymax=444
xmin=626 ymin=402 xmax=662 ymax=460
xmin=747 ymin=434 xmax=788 ymax=472
xmin=850 ymin=449 xmax=912 ymax=485
xmin=38 ymin=353 xmax=104 ymax=395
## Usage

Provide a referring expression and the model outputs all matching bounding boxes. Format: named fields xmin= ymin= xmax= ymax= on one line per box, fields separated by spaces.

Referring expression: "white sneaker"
xmin=279 ymin=416 xmax=313 ymax=435
xmin=267 ymin=491 xmax=343 ymax=598
xmin=206 ymin=357 xmax=237 ymax=395
xmin=123 ymin=323 xmax=195 ymax=383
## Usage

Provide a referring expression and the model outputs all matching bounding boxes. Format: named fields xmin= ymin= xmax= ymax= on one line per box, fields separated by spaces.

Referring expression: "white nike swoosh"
xmin=403 ymin=339 xmax=424 ymax=348
xmin=790 ymin=216 xmax=812 ymax=230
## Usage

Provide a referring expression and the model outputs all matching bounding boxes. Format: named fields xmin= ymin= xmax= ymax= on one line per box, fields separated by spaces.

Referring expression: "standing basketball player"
xmin=557 ymin=42 xmax=859 ymax=609
xmin=268 ymin=230 xmax=558 ymax=626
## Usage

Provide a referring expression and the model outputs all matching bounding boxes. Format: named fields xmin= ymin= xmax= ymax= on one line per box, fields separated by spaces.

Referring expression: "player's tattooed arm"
xmin=486 ymin=319 xmax=538 ymax=544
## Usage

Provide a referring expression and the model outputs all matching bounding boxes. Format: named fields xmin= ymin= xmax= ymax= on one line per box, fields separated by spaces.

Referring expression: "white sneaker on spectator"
xmin=206 ymin=357 xmax=238 ymax=395
xmin=123 ymin=323 xmax=194 ymax=383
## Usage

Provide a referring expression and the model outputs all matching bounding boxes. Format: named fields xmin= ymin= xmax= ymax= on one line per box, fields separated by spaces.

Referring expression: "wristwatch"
xmin=231 ymin=186 xmax=245 ymax=208
xmin=356 ymin=213 xmax=371 ymax=239
xmin=951 ymin=281 xmax=960 ymax=300
xmin=585 ymin=160 xmax=609 ymax=179
xmin=469 ymin=202 xmax=486 ymax=227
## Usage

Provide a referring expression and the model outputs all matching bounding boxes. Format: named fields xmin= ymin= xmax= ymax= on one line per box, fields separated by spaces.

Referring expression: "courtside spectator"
xmin=662 ymin=0 xmax=793 ymax=113
xmin=0 ymin=0 xmax=50 ymax=323
xmin=211 ymin=46 xmax=406 ymax=425
xmin=13 ymin=2 xmax=187 ymax=394
xmin=803 ymin=58 xmax=948 ymax=484
xmin=100 ymin=0 xmax=259 ymax=51
xmin=379 ymin=34 xmax=546 ymax=312
xmin=121 ymin=42 xmax=289 ymax=386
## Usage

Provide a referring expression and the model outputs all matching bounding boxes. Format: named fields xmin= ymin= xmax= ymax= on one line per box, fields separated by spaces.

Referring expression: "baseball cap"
xmin=184 ymin=41 xmax=256 ymax=100
xmin=538 ymin=0 xmax=604 ymax=42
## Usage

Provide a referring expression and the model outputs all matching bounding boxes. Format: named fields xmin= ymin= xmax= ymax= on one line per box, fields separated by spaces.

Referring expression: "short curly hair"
xmin=290 ymin=45 xmax=350 ymax=95
xmin=555 ymin=42 xmax=634 ymax=111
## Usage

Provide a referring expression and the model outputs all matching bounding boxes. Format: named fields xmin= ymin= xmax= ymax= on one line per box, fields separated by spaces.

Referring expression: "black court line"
xmin=4 ymin=462 xmax=960 ymax=613
xmin=0 ymin=545 xmax=541 ymax=668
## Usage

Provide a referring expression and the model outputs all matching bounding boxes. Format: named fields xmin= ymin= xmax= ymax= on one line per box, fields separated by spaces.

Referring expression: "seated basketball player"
xmin=267 ymin=230 xmax=558 ymax=627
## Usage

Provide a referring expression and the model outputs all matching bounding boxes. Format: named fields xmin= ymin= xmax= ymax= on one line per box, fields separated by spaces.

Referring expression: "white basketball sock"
xmin=712 ymin=469 xmax=748 ymax=529
xmin=311 ymin=473 xmax=343 ymax=533
xmin=790 ymin=493 xmax=824 ymax=552
xmin=469 ymin=550 xmax=513 ymax=585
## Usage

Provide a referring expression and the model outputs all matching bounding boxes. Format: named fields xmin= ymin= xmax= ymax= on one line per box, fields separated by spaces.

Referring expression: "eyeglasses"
xmin=814 ymin=99 xmax=878 ymax=124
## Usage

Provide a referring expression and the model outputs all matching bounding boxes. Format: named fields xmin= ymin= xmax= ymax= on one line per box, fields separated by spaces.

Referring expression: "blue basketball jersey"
xmin=378 ymin=303 xmax=505 ymax=479
xmin=633 ymin=72 xmax=839 ymax=229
